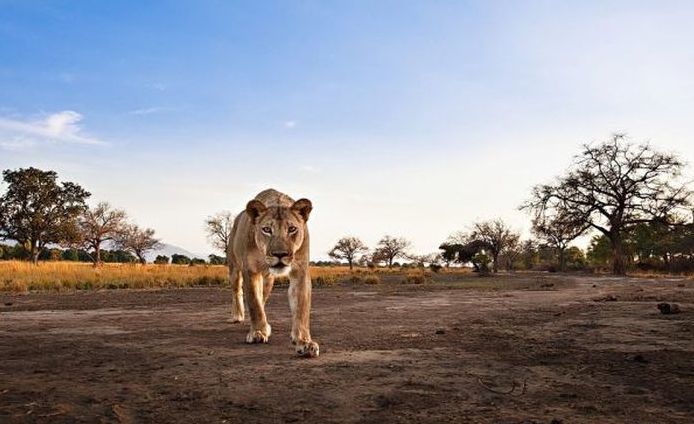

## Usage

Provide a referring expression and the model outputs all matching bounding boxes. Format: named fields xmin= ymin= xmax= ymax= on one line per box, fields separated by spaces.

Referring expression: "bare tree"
xmin=500 ymin=235 xmax=522 ymax=271
xmin=328 ymin=236 xmax=368 ymax=270
xmin=115 ymin=224 xmax=160 ymax=264
xmin=409 ymin=252 xmax=443 ymax=267
xmin=523 ymin=134 xmax=691 ymax=275
xmin=374 ymin=235 xmax=411 ymax=268
xmin=530 ymin=210 xmax=587 ymax=272
xmin=204 ymin=211 xmax=235 ymax=254
xmin=471 ymin=219 xmax=519 ymax=273
xmin=78 ymin=202 xmax=128 ymax=266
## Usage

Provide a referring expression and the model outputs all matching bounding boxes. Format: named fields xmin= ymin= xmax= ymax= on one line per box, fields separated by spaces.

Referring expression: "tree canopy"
xmin=0 ymin=167 xmax=90 ymax=264
xmin=328 ymin=236 xmax=368 ymax=270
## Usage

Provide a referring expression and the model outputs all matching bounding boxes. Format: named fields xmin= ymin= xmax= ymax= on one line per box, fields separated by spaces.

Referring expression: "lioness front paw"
xmin=246 ymin=324 xmax=271 ymax=344
xmin=230 ymin=313 xmax=244 ymax=323
xmin=296 ymin=340 xmax=320 ymax=358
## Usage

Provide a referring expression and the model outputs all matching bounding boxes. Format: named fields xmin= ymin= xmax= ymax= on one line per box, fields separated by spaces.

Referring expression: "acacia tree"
xmin=524 ymin=134 xmax=691 ymax=275
xmin=328 ymin=236 xmax=368 ymax=270
xmin=115 ymin=224 xmax=160 ymax=264
xmin=78 ymin=202 xmax=128 ymax=266
xmin=439 ymin=237 xmax=492 ymax=272
xmin=0 ymin=167 xmax=90 ymax=264
xmin=471 ymin=219 xmax=519 ymax=273
xmin=204 ymin=211 xmax=235 ymax=255
xmin=530 ymin=211 xmax=588 ymax=272
xmin=374 ymin=235 xmax=411 ymax=268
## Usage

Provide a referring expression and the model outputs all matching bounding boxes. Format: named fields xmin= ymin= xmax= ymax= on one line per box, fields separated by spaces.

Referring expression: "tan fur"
xmin=227 ymin=189 xmax=319 ymax=358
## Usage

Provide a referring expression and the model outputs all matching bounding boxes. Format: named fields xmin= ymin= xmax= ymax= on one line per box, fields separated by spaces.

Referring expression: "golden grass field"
xmin=0 ymin=261 xmax=454 ymax=292
xmin=2 ymin=261 xmax=688 ymax=293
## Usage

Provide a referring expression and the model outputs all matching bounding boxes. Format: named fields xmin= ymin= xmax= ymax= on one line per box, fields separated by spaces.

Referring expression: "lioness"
xmin=228 ymin=189 xmax=319 ymax=358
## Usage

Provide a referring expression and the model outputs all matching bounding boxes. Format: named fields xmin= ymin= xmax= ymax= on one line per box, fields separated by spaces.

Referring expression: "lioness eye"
xmin=262 ymin=226 xmax=272 ymax=234
xmin=288 ymin=226 xmax=297 ymax=234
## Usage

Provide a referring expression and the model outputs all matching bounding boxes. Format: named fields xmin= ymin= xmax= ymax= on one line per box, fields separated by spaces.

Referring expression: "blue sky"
xmin=1 ymin=1 xmax=693 ymax=257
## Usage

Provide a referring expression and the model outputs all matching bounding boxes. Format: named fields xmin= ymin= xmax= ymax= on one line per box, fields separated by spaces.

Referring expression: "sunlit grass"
xmin=0 ymin=261 xmax=448 ymax=292
xmin=0 ymin=261 xmax=229 ymax=292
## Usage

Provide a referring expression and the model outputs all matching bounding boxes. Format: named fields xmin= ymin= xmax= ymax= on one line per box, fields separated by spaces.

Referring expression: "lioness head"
xmin=245 ymin=198 xmax=312 ymax=276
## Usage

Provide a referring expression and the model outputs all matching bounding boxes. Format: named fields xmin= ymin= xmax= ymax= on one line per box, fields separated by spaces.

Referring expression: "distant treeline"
xmin=0 ymin=243 xmax=137 ymax=263
xmin=0 ymin=243 xmax=226 ymax=266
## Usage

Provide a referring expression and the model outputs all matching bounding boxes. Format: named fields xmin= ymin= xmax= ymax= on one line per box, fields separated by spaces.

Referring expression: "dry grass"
xmin=0 ymin=261 xmax=229 ymax=291
xmin=0 ymin=261 xmax=473 ymax=292
xmin=0 ymin=262 xmax=373 ymax=292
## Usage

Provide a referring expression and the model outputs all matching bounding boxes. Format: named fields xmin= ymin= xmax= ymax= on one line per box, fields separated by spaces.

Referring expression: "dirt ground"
xmin=1 ymin=273 xmax=693 ymax=424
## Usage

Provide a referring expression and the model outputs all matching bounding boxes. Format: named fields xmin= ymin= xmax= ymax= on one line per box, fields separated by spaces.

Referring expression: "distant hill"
xmin=1 ymin=238 xmax=210 ymax=264
xmin=99 ymin=240 xmax=208 ymax=263
xmin=144 ymin=243 xmax=208 ymax=263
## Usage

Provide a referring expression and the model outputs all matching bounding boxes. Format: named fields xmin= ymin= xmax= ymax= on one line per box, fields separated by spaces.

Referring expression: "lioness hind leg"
xmin=230 ymin=267 xmax=244 ymax=323
xmin=243 ymin=271 xmax=271 ymax=343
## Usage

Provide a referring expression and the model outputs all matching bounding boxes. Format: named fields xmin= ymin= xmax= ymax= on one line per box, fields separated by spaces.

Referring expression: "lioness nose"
xmin=272 ymin=252 xmax=290 ymax=260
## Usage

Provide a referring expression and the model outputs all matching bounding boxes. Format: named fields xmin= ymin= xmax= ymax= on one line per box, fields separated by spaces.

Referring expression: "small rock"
xmin=594 ymin=294 xmax=618 ymax=302
xmin=435 ymin=329 xmax=445 ymax=335
xmin=629 ymin=354 xmax=649 ymax=363
xmin=3 ymin=302 xmax=12 ymax=306
xmin=550 ymin=419 xmax=564 ymax=424
xmin=657 ymin=303 xmax=681 ymax=315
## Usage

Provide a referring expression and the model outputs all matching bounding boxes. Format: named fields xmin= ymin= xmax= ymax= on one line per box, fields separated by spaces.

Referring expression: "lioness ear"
xmin=291 ymin=198 xmax=313 ymax=222
xmin=246 ymin=199 xmax=267 ymax=224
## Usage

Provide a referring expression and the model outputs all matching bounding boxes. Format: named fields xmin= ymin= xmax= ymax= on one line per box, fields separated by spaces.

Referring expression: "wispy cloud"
xmin=0 ymin=137 xmax=36 ymax=151
xmin=0 ymin=110 xmax=107 ymax=149
xmin=284 ymin=120 xmax=297 ymax=129
xmin=129 ymin=106 xmax=172 ymax=115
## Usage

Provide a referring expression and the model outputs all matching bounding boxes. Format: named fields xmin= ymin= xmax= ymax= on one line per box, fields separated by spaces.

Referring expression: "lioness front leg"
xmin=263 ymin=274 xmax=275 ymax=306
xmin=243 ymin=271 xmax=271 ymax=343
xmin=288 ymin=267 xmax=319 ymax=358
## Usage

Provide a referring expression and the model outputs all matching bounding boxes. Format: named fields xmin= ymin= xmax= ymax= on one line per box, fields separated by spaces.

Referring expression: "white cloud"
xmin=284 ymin=120 xmax=297 ymax=129
xmin=129 ymin=106 xmax=171 ymax=115
xmin=0 ymin=110 xmax=106 ymax=148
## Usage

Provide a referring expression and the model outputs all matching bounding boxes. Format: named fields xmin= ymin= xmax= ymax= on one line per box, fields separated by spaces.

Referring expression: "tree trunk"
xmin=348 ymin=258 xmax=353 ymax=271
xmin=95 ymin=244 xmax=102 ymax=267
xmin=30 ymin=241 xmax=39 ymax=265
xmin=492 ymin=253 xmax=499 ymax=273
xmin=558 ymin=247 xmax=566 ymax=272
xmin=610 ymin=234 xmax=627 ymax=275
